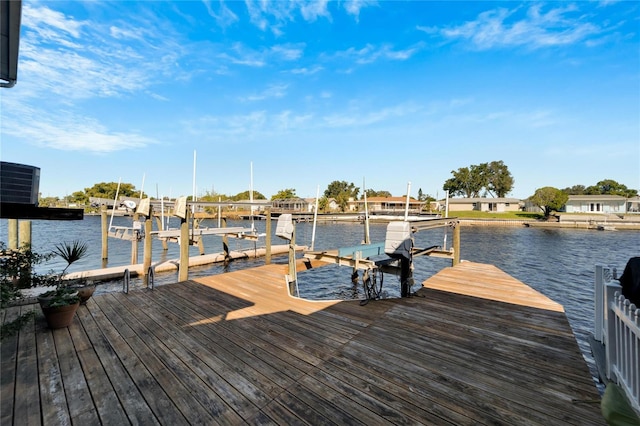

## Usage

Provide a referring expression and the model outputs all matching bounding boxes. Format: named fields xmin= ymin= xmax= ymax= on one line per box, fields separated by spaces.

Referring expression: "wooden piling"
xmin=265 ymin=209 xmax=271 ymax=264
xmin=221 ymin=217 xmax=230 ymax=263
xmin=130 ymin=213 xmax=139 ymax=265
xmin=154 ymin=216 xmax=168 ymax=250
xmin=452 ymin=221 xmax=460 ymax=266
xmin=18 ymin=221 xmax=31 ymax=248
xmin=7 ymin=219 xmax=18 ymax=249
xmin=101 ymin=206 xmax=108 ymax=260
xmin=178 ymin=208 xmax=189 ymax=282
xmin=288 ymin=225 xmax=297 ymax=295
xmin=143 ymin=206 xmax=153 ymax=284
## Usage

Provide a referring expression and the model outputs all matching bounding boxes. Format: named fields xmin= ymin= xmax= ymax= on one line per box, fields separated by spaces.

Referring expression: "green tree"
xmin=335 ymin=192 xmax=350 ymax=212
xmin=443 ymin=165 xmax=484 ymax=198
xmin=562 ymin=185 xmax=586 ymax=195
xmin=271 ymin=188 xmax=297 ymax=200
xmin=529 ymin=187 xmax=568 ymax=218
xmin=318 ymin=196 xmax=329 ymax=213
xmin=231 ymin=190 xmax=266 ymax=201
xmin=363 ymin=189 xmax=391 ymax=199
xmin=585 ymin=179 xmax=637 ymax=197
xmin=443 ymin=161 xmax=514 ymax=198
xmin=70 ymin=191 xmax=88 ymax=205
xmin=85 ymin=182 xmax=137 ymax=199
xmin=485 ymin=160 xmax=514 ymax=197
xmin=38 ymin=196 xmax=60 ymax=207
xmin=324 ymin=181 xmax=359 ymax=200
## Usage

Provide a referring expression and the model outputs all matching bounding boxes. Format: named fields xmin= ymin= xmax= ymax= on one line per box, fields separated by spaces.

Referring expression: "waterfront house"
xmin=271 ymin=197 xmax=310 ymax=213
xmin=444 ymin=197 xmax=522 ymax=213
xmin=564 ymin=195 xmax=628 ymax=214
xmin=351 ymin=196 xmax=424 ymax=215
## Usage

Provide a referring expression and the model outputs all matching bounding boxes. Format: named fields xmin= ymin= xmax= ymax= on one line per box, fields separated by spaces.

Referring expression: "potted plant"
xmin=37 ymin=240 xmax=89 ymax=328
xmin=54 ymin=241 xmax=95 ymax=304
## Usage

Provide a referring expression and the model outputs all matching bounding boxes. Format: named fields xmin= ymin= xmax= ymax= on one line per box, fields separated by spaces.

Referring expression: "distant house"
xmin=564 ymin=195 xmax=627 ymax=214
xmin=351 ymin=196 xmax=423 ymax=215
xmin=443 ymin=197 xmax=522 ymax=213
xmin=271 ymin=197 xmax=309 ymax=212
xmin=627 ymin=196 xmax=640 ymax=213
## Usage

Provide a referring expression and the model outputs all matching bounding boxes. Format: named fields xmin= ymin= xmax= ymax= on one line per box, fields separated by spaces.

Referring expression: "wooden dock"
xmin=1 ymin=261 xmax=604 ymax=425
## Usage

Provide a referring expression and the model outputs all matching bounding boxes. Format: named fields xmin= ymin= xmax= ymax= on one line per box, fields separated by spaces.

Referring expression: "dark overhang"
xmin=1 ymin=0 xmax=22 ymax=88
xmin=0 ymin=202 xmax=84 ymax=220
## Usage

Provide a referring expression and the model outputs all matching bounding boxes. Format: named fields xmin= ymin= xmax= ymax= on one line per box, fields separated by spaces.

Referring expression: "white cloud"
xmin=343 ymin=0 xmax=378 ymax=22
xmin=290 ymin=65 xmax=324 ymax=75
xmin=337 ymin=43 xmax=422 ymax=65
xmin=240 ymin=84 xmax=289 ymax=102
xmin=2 ymin=101 xmax=155 ymax=153
xmin=202 ymin=0 xmax=239 ymax=28
xmin=439 ymin=4 xmax=602 ymax=50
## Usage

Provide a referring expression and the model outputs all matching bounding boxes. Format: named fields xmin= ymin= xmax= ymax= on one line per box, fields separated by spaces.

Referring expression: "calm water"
xmin=2 ymin=216 xmax=638 ymax=386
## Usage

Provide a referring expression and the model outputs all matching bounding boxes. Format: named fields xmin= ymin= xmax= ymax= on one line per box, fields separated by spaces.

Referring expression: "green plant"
xmin=0 ymin=240 xmax=89 ymax=338
xmin=53 ymin=240 xmax=88 ymax=279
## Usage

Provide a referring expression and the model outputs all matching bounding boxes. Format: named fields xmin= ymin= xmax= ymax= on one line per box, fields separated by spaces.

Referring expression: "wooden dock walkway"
xmin=1 ymin=261 xmax=604 ymax=425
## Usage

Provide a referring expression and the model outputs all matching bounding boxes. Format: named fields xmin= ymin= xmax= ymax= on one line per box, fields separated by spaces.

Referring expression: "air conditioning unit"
xmin=0 ymin=161 xmax=40 ymax=205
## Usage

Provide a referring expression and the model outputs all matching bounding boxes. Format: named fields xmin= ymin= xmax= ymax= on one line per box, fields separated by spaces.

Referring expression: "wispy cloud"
xmin=19 ymin=4 xmax=185 ymax=100
xmin=290 ymin=65 xmax=324 ymax=75
xmin=240 ymin=83 xmax=289 ymax=102
xmin=2 ymin=101 xmax=155 ymax=152
xmin=243 ymin=0 xmax=374 ymax=34
xmin=343 ymin=0 xmax=378 ymax=22
xmin=336 ymin=43 xmax=422 ymax=65
xmin=202 ymin=0 xmax=239 ymax=28
xmin=437 ymin=4 xmax=603 ymax=50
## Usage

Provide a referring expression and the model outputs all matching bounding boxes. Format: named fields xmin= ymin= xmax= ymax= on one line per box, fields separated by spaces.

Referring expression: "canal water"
xmin=2 ymin=216 xmax=638 ymax=388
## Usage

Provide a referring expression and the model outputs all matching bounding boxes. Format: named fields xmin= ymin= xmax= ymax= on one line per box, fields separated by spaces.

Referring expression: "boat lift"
xmin=302 ymin=217 xmax=460 ymax=304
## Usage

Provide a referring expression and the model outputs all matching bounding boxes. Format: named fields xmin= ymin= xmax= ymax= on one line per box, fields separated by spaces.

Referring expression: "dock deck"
xmin=1 ymin=261 xmax=604 ymax=425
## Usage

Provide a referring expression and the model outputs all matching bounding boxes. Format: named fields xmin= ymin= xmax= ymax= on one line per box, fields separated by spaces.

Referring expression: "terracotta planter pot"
xmin=75 ymin=284 xmax=96 ymax=305
xmin=40 ymin=301 xmax=80 ymax=329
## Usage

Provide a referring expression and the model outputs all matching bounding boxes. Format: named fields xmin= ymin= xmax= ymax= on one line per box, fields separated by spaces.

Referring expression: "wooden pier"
xmin=1 ymin=261 xmax=604 ymax=425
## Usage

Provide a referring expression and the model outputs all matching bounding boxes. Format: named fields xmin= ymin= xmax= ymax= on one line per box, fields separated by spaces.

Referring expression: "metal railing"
xmin=594 ymin=265 xmax=640 ymax=413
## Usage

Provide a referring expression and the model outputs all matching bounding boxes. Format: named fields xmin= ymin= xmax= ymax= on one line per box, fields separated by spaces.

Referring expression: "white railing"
xmin=594 ymin=265 xmax=640 ymax=413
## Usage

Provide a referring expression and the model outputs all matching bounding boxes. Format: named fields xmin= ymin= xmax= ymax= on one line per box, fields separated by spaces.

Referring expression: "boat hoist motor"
xmin=384 ymin=221 xmax=415 ymax=297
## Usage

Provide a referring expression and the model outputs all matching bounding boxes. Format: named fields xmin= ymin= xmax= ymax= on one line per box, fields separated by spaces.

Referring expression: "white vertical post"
xmin=109 ymin=178 xmax=122 ymax=231
xmin=595 ymin=265 xmax=605 ymax=342
xmin=404 ymin=181 xmax=411 ymax=221
xmin=605 ymin=284 xmax=619 ymax=380
xmin=311 ymin=185 xmax=319 ymax=251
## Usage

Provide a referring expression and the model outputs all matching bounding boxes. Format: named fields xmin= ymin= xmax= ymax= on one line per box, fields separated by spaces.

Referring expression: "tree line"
xmin=39 ymin=161 xmax=637 ymax=217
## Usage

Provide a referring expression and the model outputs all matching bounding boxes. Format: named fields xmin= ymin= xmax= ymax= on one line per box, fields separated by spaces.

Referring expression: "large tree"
xmin=84 ymin=182 xmax=137 ymax=199
xmin=584 ymin=179 xmax=637 ymax=197
xmin=324 ymin=181 xmax=359 ymax=200
xmin=271 ymin=188 xmax=297 ymax=200
xmin=442 ymin=165 xmax=485 ymax=198
xmin=529 ymin=187 xmax=568 ymax=218
xmin=484 ymin=160 xmax=514 ymax=197
xmin=443 ymin=161 xmax=514 ymax=198
xmin=231 ymin=190 xmax=266 ymax=201
xmin=363 ymin=189 xmax=392 ymax=198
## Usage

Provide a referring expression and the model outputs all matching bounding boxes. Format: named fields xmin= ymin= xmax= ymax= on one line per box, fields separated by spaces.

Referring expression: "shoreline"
xmin=456 ymin=217 xmax=640 ymax=230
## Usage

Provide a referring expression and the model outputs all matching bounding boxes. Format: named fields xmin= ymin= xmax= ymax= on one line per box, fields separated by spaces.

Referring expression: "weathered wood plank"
xmin=13 ymin=305 xmax=41 ymax=425
xmin=2 ymin=261 xmax=604 ymax=425
xmin=36 ymin=325 xmax=71 ymax=425
xmin=78 ymin=301 xmax=162 ymax=425
xmin=103 ymin=291 xmax=253 ymax=424
xmin=0 ymin=305 xmax=21 ymax=425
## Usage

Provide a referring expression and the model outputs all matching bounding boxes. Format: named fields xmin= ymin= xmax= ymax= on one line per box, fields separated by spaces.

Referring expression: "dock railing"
xmin=594 ymin=265 xmax=640 ymax=413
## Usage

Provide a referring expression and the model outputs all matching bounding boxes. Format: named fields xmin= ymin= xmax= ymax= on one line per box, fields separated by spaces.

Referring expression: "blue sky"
xmin=1 ymin=0 xmax=639 ymax=201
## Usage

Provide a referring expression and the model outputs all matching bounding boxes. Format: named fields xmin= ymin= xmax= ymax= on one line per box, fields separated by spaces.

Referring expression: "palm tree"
xmin=53 ymin=240 xmax=88 ymax=280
